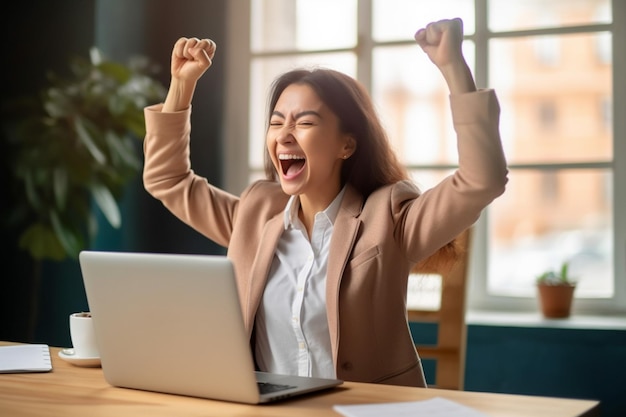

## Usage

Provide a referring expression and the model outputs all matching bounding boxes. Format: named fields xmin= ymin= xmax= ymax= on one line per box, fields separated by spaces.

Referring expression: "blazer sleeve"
xmin=398 ymin=89 xmax=508 ymax=263
xmin=142 ymin=104 xmax=239 ymax=247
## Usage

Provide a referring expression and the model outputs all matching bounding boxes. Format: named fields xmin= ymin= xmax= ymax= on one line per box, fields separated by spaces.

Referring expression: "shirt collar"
xmin=283 ymin=186 xmax=347 ymax=230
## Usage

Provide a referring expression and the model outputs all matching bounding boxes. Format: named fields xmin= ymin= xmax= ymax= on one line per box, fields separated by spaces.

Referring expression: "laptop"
xmin=78 ymin=250 xmax=343 ymax=404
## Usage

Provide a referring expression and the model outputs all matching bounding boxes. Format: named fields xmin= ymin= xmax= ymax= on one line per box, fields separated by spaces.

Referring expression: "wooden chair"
xmin=407 ymin=228 xmax=471 ymax=390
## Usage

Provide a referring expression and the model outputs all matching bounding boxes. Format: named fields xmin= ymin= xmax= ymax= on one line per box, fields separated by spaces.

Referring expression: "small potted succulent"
xmin=536 ymin=262 xmax=577 ymax=318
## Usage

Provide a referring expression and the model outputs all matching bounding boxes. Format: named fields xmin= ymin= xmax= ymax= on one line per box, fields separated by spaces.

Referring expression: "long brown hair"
xmin=263 ymin=67 xmax=463 ymax=270
xmin=263 ymin=68 xmax=409 ymax=198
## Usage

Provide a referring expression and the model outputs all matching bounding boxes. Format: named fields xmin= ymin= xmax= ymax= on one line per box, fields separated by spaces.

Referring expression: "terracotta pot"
xmin=537 ymin=283 xmax=576 ymax=318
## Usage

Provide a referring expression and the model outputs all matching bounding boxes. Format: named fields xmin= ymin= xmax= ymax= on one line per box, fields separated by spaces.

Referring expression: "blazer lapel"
xmin=326 ymin=185 xmax=363 ymax=365
xmin=242 ymin=186 xmax=364 ymax=361
xmin=244 ymin=213 xmax=284 ymax=336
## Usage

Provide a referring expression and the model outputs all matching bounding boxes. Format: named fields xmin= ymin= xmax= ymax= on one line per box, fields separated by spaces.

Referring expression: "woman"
xmin=143 ymin=18 xmax=507 ymax=387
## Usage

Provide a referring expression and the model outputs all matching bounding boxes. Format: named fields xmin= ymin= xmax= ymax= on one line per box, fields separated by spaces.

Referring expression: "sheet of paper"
xmin=0 ymin=344 xmax=52 ymax=373
xmin=334 ymin=397 xmax=489 ymax=417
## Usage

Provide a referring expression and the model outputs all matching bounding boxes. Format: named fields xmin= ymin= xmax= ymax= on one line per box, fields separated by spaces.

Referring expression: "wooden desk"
xmin=0 ymin=344 xmax=599 ymax=417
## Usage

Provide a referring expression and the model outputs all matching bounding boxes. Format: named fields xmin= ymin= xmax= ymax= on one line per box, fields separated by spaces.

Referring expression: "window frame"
xmin=224 ymin=0 xmax=626 ymax=315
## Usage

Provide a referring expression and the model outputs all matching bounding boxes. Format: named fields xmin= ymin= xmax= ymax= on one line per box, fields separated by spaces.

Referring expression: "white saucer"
xmin=58 ymin=348 xmax=101 ymax=367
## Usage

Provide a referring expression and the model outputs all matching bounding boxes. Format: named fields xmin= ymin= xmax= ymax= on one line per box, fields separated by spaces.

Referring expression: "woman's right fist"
xmin=171 ymin=37 xmax=217 ymax=82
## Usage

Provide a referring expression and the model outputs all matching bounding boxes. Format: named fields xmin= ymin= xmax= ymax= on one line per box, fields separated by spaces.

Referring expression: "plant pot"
xmin=537 ymin=283 xmax=576 ymax=318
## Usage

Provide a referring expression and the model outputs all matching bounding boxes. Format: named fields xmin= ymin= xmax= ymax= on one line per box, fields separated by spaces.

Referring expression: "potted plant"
xmin=4 ymin=47 xmax=165 ymax=261
xmin=536 ymin=262 xmax=577 ymax=318
xmin=2 ymin=47 xmax=166 ymax=339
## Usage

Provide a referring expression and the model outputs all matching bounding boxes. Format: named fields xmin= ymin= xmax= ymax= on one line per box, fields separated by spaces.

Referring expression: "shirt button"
xmin=341 ymin=362 xmax=353 ymax=371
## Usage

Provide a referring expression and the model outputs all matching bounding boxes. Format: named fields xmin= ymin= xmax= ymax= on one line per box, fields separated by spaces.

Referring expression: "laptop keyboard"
xmin=257 ymin=381 xmax=297 ymax=394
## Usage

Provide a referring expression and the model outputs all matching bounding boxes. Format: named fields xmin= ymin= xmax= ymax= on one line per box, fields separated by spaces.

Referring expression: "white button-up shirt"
xmin=254 ymin=187 xmax=346 ymax=379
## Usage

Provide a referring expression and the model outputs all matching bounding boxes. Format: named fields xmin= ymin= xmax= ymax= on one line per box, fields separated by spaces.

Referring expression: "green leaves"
xmin=53 ymin=167 xmax=68 ymax=210
xmin=6 ymin=48 xmax=166 ymax=261
xmin=74 ymin=117 xmax=107 ymax=165
xmin=536 ymin=262 xmax=575 ymax=286
xmin=19 ymin=223 xmax=66 ymax=261
xmin=90 ymin=183 xmax=121 ymax=228
xmin=50 ymin=210 xmax=83 ymax=258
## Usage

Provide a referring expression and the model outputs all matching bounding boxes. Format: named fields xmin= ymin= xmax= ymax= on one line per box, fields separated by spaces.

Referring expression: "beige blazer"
xmin=143 ymin=89 xmax=508 ymax=387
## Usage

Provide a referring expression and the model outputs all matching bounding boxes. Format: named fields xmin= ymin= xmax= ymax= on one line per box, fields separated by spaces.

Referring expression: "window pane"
xmin=490 ymin=33 xmax=612 ymax=164
xmin=373 ymin=0 xmax=474 ymax=41
xmin=488 ymin=0 xmax=611 ymax=32
xmin=372 ymin=43 xmax=475 ymax=166
xmin=251 ymin=0 xmax=357 ymax=52
xmin=248 ymin=53 xmax=357 ymax=170
xmin=489 ymin=169 xmax=613 ymax=298
xmin=407 ymin=273 xmax=442 ymax=311
xmin=409 ymin=169 xmax=455 ymax=192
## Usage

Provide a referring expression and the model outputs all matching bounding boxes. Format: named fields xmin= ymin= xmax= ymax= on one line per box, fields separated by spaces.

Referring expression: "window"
xmin=224 ymin=0 xmax=625 ymax=314
xmin=537 ymin=101 xmax=558 ymax=130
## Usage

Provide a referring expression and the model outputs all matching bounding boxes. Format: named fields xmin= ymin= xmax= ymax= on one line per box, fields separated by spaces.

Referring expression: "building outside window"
xmin=224 ymin=0 xmax=625 ymax=315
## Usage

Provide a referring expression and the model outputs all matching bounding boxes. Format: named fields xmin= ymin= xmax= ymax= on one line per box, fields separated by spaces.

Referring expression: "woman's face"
xmin=266 ymin=83 xmax=355 ymax=207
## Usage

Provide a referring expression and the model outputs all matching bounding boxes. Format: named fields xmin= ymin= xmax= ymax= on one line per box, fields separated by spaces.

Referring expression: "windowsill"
xmin=466 ymin=310 xmax=626 ymax=330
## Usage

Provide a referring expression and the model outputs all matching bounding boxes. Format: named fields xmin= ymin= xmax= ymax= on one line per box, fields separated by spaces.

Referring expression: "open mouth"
xmin=278 ymin=154 xmax=306 ymax=176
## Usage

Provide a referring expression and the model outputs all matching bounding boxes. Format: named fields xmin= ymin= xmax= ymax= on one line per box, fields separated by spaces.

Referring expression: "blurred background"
xmin=1 ymin=1 xmax=624 ymax=415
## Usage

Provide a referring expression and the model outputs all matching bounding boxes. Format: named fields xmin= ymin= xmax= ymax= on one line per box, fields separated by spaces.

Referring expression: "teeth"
xmin=278 ymin=154 xmax=305 ymax=160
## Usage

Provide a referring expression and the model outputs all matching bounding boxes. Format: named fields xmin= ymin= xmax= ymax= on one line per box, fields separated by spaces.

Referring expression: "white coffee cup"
xmin=69 ymin=312 xmax=100 ymax=358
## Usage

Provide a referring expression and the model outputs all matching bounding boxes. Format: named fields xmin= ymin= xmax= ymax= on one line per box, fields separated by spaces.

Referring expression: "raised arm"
xmin=143 ymin=37 xmax=239 ymax=247
xmin=402 ymin=18 xmax=507 ymax=267
xmin=162 ymin=37 xmax=216 ymax=112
